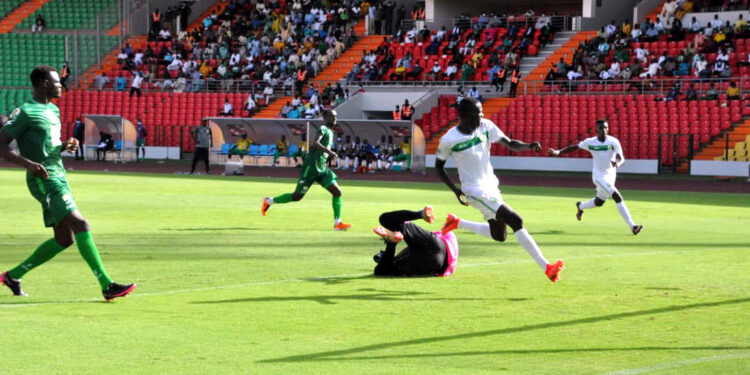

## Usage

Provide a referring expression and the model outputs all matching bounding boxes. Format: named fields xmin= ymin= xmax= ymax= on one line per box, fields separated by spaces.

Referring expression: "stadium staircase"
xmin=525 ymin=31 xmax=597 ymax=93
xmin=77 ymin=35 xmax=147 ymax=89
xmin=253 ymin=96 xmax=294 ymax=119
xmin=694 ymin=117 xmax=750 ymax=161
xmin=253 ymin=21 xmax=373 ymax=118
xmin=0 ymin=0 xmax=49 ymax=33
xmin=643 ymin=1 xmax=667 ymax=22
xmin=519 ymin=31 xmax=578 ymax=79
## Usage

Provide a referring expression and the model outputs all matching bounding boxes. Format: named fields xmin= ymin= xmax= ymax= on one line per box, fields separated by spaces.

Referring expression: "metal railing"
xmin=401 ymin=15 xmax=575 ymax=34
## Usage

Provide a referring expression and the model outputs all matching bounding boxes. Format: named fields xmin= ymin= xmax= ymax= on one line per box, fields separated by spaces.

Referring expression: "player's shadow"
xmin=192 ymin=289 xmax=507 ymax=305
xmin=300 ymin=274 xmax=374 ymax=284
xmin=258 ymin=297 xmax=750 ymax=363
xmin=306 ymin=345 xmax=750 ymax=361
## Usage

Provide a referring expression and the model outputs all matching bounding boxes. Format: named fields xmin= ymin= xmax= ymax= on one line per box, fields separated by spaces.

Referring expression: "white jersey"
xmin=436 ymin=118 xmax=509 ymax=191
xmin=578 ymin=135 xmax=624 ymax=180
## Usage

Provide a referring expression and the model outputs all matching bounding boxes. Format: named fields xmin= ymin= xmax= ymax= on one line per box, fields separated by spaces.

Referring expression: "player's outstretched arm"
xmin=0 ymin=131 xmax=48 ymax=178
xmin=435 ymin=159 xmax=468 ymax=206
xmin=548 ymin=144 xmax=579 ymax=156
xmin=498 ymin=137 xmax=542 ymax=152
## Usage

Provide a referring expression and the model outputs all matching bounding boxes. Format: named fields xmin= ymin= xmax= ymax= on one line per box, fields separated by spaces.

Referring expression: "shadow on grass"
xmin=258 ymin=297 xmax=750 ymax=363
xmin=192 ymin=289 xmax=507 ymax=305
xmin=307 ymin=346 xmax=750 ymax=361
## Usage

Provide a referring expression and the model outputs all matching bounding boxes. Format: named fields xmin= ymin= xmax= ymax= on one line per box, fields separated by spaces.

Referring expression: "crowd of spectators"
xmin=543 ymin=4 xmax=750 ymax=97
xmin=346 ymin=12 xmax=552 ymax=86
xmin=106 ymin=0 xmax=365 ymax=116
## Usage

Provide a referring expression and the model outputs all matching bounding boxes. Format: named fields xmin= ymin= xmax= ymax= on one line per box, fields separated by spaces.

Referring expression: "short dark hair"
xmin=322 ymin=109 xmax=335 ymax=117
xmin=596 ymin=119 xmax=609 ymax=127
xmin=458 ymin=97 xmax=480 ymax=116
xmin=30 ymin=65 xmax=56 ymax=88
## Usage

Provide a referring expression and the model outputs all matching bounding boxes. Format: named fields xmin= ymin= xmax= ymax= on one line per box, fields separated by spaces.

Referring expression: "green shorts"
xmin=292 ymin=150 xmax=306 ymax=158
xmin=26 ymin=176 xmax=78 ymax=228
xmin=294 ymin=165 xmax=337 ymax=195
xmin=136 ymin=139 xmax=145 ymax=147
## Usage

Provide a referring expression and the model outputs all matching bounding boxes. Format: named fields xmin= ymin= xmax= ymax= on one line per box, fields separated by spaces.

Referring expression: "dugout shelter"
xmin=203 ymin=118 xmax=426 ymax=173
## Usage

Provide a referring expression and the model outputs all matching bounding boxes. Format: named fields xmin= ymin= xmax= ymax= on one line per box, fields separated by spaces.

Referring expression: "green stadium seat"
xmin=17 ymin=0 xmax=119 ymax=31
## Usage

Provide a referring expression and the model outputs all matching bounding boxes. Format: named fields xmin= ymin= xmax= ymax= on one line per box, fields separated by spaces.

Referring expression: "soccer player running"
xmin=435 ymin=97 xmax=565 ymax=282
xmin=261 ymin=109 xmax=352 ymax=231
xmin=0 ymin=66 xmax=136 ymax=300
xmin=548 ymin=119 xmax=643 ymax=235
xmin=372 ymin=206 xmax=460 ymax=277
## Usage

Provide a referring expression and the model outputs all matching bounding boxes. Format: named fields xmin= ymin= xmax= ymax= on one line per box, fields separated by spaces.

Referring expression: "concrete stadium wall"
xmin=691 ymin=160 xmax=750 ymax=177
xmin=633 ymin=0 xmax=663 ymax=23
xmin=335 ymin=91 xmax=431 ymax=119
xmin=581 ymin=0 xmax=640 ymax=30
xmin=682 ymin=10 xmax=750 ymax=25
xmin=425 ymin=155 xmax=660 ymax=174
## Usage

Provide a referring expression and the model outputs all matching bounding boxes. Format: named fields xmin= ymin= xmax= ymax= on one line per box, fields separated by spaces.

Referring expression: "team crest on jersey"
xmin=8 ymin=107 xmax=20 ymax=121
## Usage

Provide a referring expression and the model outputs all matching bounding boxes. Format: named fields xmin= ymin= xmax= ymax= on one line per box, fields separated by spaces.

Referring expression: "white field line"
xmin=599 ymin=352 xmax=750 ymax=375
xmin=0 ymin=248 xmax=740 ymax=309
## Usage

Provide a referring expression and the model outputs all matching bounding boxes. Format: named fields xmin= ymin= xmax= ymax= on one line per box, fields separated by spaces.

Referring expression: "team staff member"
xmin=400 ymin=99 xmax=413 ymax=120
xmin=190 ymin=120 xmax=212 ymax=174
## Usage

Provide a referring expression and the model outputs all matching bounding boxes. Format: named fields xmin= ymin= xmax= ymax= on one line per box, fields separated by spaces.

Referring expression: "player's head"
xmin=596 ymin=119 xmax=609 ymax=138
xmin=30 ymin=65 xmax=62 ymax=99
xmin=322 ymin=109 xmax=338 ymax=127
xmin=458 ymin=97 xmax=483 ymax=130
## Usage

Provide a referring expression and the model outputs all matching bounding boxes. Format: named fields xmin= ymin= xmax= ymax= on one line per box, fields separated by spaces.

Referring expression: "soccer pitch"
xmin=0 ymin=168 xmax=748 ymax=374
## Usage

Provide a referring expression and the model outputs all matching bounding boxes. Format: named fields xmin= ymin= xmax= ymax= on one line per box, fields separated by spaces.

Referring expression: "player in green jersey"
xmin=261 ymin=109 xmax=352 ymax=231
xmin=0 ymin=66 xmax=136 ymax=301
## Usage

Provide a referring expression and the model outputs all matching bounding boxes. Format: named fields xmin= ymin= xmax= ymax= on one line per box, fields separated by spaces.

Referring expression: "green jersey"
xmin=1 ymin=99 xmax=65 ymax=179
xmin=304 ymin=125 xmax=333 ymax=173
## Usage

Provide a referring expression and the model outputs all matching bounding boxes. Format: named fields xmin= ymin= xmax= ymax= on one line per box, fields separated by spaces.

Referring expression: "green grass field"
xmin=0 ymin=168 xmax=748 ymax=374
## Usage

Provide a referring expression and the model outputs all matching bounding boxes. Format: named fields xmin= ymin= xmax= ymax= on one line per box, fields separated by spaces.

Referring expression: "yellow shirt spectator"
xmin=727 ymin=85 xmax=740 ymax=98
xmin=277 ymin=139 xmax=288 ymax=154
xmin=735 ymin=18 xmax=747 ymax=33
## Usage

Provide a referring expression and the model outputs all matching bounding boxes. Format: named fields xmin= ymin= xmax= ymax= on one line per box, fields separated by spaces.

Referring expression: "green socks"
xmin=332 ymin=196 xmax=342 ymax=220
xmin=273 ymin=193 xmax=294 ymax=204
xmin=8 ymin=238 xmax=67 ymax=279
xmin=75 ymin=231 xmax=113 ymax=290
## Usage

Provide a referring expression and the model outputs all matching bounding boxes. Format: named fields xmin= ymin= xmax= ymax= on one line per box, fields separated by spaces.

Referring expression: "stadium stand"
xmin=0 ymin=0 xmax=47 ymax=33
xmin=0 ymin=89 xmax=31 ymax=115
xmin=17 ymin=0 xmax=119 ymax=30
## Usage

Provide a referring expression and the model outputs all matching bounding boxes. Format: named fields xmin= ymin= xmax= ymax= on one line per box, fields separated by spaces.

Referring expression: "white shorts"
xmin=463 ymin=186 xmax=505 ymax=220
xmin=593 ymin=175 xmax=619 ymax=200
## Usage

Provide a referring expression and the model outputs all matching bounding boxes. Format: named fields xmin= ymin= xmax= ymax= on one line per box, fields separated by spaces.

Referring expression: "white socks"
xmin=457 ymin=219 xmax=492 ymax=238
xmin=616 ymin=201 xmax=636 ymax=228
xmin=579 ymin=198 xmax=597 ymax=210
xmin=334 ymin=218 xmax=342 ymax=225
xmin=377 ymin=159 xmax=382 ymax=169
xmin=514 ymin=228 xmax=549 ymax=270
xmin=458 ymin=219 xmax=549 ymax=270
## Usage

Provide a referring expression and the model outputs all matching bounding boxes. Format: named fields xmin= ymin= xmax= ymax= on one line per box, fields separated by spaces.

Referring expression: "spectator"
xmin=32 ymin=13 xmax=45 ymax=33
xmin=467 ymin=86 xmax=482 ymax=102
xmin=685 ymin=84 xmax=698 ymax=101
xmin=280 ymin=101 xmax=293 ymax=118
xmin=460 ymin=62 xmax=475 ymax=82
xmin=93 ymin=72 xmax=110 ymax=91
xmin=425 ymin=61 xmax=441 ymax=81
xmin=114 ymin=73 xmax=127 ymax=91
xmin=727 ymin=81 xmax=740 ymax=100
xmin=219 ymin=98 xmax=234 ymax=116
xmin=244 ymin=95 xmax=257 ymax=116
xmin=130 ymin=72 xmax=144 ymax=97
xmin=703 ymin=83 xmax=718 ymax=100
xmin=60 ymin=62 xmax=70 ymax=91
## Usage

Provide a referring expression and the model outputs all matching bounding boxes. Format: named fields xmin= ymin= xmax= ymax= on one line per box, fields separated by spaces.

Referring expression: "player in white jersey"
xmin=435 ymin=98 xmax=565 ymax=283
xmin=548 ymin=119 xmax=643 ymax=235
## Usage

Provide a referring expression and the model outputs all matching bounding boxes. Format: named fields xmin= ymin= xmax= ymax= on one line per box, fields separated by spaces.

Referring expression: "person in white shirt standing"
xmin=548 ymin=120 xmax=643 ymax=235
xmin=130 ymin=71 xmax=144 ymax=98
xmin=435 ymin=98 xmax=565 ymax=283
